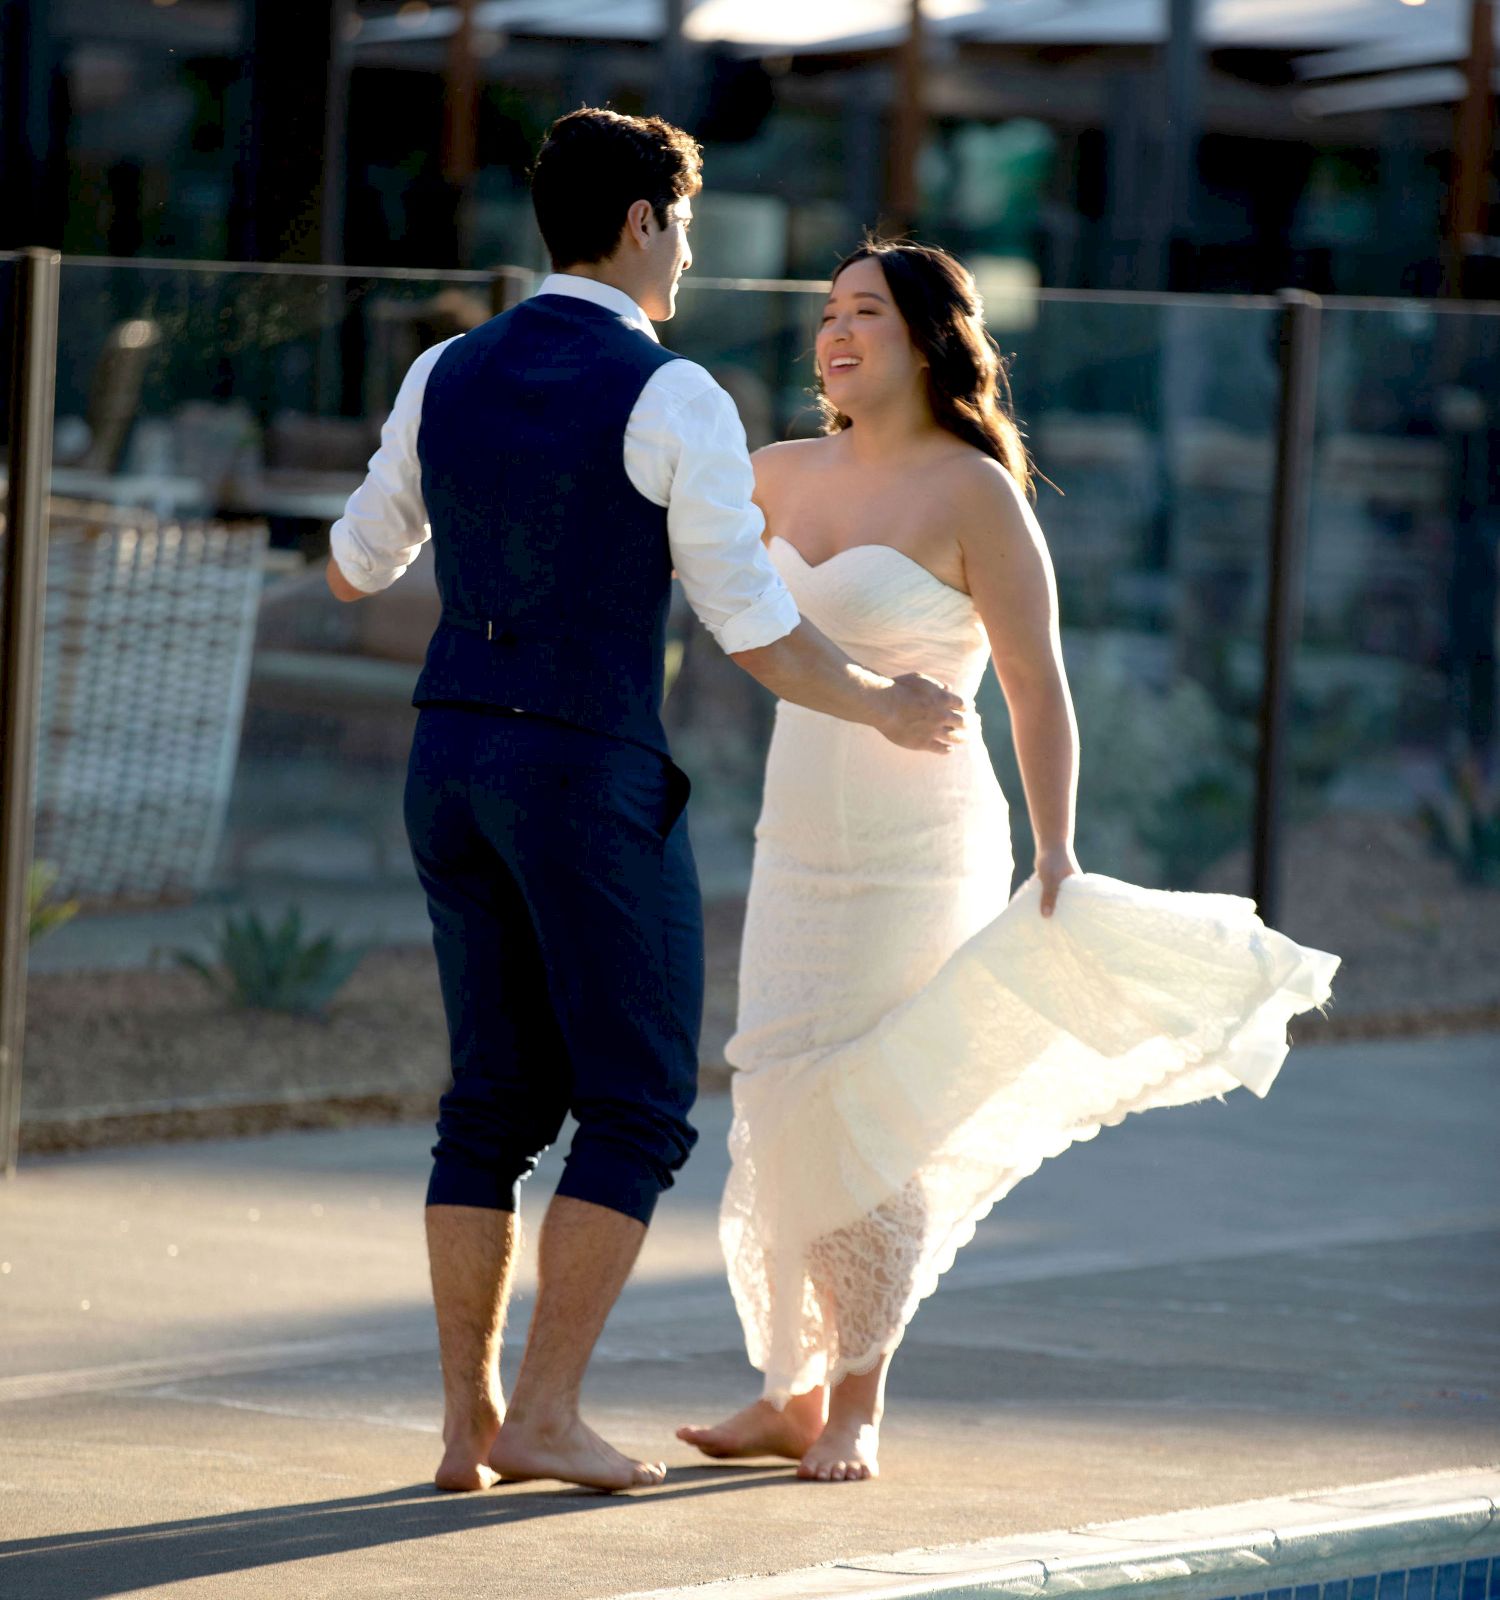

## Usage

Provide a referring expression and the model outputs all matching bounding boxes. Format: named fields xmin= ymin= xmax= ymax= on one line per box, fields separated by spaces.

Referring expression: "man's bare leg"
xmin=676 ymin=1386 xmax=828 ymax=1460
xmin=427 ymin=1204 xmax=517 ymax=1491
xmin=799 ymin=1356 xmax=889 ymax=1482
xmin=488 ymin=1195 xmax=666 ymax=1491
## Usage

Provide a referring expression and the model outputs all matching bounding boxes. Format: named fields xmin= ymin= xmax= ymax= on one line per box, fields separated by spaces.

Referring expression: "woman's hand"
xmin=1034 ymin=843 xmax=1081 ymax=918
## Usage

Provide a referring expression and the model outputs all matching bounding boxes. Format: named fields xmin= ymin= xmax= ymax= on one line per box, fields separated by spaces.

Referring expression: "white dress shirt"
xmin=329 ymin=273 xmax=801 ymax=656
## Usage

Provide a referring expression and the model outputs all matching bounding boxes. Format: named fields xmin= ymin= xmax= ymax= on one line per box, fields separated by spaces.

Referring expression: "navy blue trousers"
xmin=404 ymin=707 xmax=703 ymax=1225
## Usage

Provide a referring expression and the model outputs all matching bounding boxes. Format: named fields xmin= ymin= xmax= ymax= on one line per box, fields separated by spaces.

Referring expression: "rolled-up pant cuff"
xmin=426 ymin=1156 xmax=523 ymax=1212
xmin=553 ymin=1144 xmax=675 ymax=1227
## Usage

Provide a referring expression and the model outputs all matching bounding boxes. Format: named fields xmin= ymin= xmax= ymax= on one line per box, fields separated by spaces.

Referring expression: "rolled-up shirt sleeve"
xmin=329 ymin=336 xmax=456 ymax=595
xmin=628 ymin=361 xmax=801 ymax=655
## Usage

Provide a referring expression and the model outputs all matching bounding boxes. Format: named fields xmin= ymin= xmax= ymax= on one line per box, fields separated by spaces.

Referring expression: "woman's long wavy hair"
xmin=816 ymin=241 xmax=1032 ymax=497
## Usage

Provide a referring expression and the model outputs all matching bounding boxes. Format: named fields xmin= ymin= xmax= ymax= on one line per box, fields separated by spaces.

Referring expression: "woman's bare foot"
xmin=795 ymin=1360 xmax=887 ymax=1481
xmin=797 ymin=1418 xmax=880 ymax=1482
xmin=434 ymin=1402 xmax=504 ymax=1492
xmin=676 ymin=1388 xmax=827 ymax=1461
xmin=488 ymin=1411 xmax=666 ymax=1492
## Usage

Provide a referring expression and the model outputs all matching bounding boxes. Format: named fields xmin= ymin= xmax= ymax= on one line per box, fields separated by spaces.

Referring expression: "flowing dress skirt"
xmin=722 ymin=699 xmax=1340 ymax=1405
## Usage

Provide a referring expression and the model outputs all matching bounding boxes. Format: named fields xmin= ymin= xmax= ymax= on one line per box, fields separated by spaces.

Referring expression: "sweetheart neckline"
xmin=769 ymin=535 xmax=973 ymax=604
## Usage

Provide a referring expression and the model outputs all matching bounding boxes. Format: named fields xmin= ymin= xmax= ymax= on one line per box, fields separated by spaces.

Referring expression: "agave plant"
xmin=173 ymin=907 xmax=369 ymax=1017
xmin=27 ymin=862 xmax=80 ymax=945
xmin=1419 ymin=755 xmax=1500 ymax=887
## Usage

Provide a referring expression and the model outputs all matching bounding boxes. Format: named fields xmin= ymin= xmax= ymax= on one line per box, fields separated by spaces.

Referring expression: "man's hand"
xmin=730 ymin=622 xmax=968 ymax=752
xmin=875 ymin=673 xmax=971 ymax=754
xmin=325 ymin=555 xmax=369 ymax=603
xmin=1035 ymin=842 xmax=1081 ymax=917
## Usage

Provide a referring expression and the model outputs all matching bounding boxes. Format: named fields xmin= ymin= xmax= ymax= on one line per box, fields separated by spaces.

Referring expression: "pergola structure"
xmin=1 ymin=0 xmax=1494 ymax=282
xmin=344 ymin=0 xmax=1494 ymax=287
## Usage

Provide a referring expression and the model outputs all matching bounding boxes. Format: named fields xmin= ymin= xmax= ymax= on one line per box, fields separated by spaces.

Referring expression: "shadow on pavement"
xmin=0 ymin=1465 xmax=789 ymax=1599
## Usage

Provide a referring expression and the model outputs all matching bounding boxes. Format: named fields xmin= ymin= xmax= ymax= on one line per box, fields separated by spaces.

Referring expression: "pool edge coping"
xmin=616 ymin=1465 xmax=1500 ymax=1600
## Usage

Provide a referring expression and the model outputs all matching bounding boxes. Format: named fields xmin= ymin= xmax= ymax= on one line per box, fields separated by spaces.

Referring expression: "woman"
xmin=676 ymin=242 xmax=1339 ymax=1482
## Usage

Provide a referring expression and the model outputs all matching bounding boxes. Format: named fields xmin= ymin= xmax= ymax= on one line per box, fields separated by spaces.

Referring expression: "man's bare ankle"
xmin=501 ymin=1400 xmax=579 ymax=1436
xmin=447 ymin=1414 xmax=502 ymax=1442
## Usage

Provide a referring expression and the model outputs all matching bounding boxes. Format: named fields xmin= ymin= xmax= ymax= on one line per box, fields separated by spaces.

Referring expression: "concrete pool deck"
xmin=1 ymin=1032 xmax=1497 ymax=1599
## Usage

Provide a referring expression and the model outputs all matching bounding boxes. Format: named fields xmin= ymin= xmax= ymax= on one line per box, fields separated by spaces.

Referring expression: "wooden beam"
xmin=442 ymin=0 xmax=479 ymax=189
xmin=232 ymin=0 xmax=340 ymax=261
xmin=1448 ymin=0 xmax=1495 ymax=293
xmin=439 ymin=0 xmax=480 ymax=265
xmin=661 ymin=0 xmax=689 ymax=124
xmin=887 ymin=0 xmax=925 ymax=232
xmin=0 ymin=0 xmax=64 ymax=249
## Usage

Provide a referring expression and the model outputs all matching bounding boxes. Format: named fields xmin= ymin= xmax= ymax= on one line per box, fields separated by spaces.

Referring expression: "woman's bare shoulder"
xmin=751 ymin=435 xmax=839 ymax=482
xmin=938 ymin=449 xmax=1037 ymax=539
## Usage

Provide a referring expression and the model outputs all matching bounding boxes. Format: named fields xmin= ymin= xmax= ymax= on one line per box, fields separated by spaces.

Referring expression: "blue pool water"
xmin=937 ymin=1547 xmax=1500 ymax=1600
xmin=1215 ymin=1557 xmax=1500 ymax=1600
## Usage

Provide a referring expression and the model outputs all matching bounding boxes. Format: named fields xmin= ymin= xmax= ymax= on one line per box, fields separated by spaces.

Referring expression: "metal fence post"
xmin=1251 ymin=288 xmax=1321 ymax=927
xmin=0 ymin=247 xmax=61 ymax=1178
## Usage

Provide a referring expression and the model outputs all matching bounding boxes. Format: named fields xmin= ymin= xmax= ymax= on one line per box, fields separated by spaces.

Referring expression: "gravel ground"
xmin=1196 ymin=810 xmax=1500 ymax=1025
xmin=19 ymin=811 xmax=1497 ymax=1152
xmin=19 ymin=902 xmax=747 ymax=1148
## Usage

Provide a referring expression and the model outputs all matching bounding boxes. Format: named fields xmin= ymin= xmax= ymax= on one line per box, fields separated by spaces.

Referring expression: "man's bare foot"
xmin=797 ymin=1419 xmax=880 ymax=1482
xmin=434 ymin=1404 xmax=503 ymax=1492
xmin=676 ymin=1389 xmax=827 ymax=1461
xmin=488 ymin=1412 xmax=666 ymax=1492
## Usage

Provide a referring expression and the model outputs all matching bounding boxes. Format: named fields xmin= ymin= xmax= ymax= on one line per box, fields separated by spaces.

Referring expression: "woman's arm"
xmin=955 ymin=457 xmax=1082 ymax=915
xmin=749 ymin=439 xmax=814 ymax=547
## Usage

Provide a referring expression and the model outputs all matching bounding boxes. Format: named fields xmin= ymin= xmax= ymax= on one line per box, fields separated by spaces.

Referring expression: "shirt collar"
xmin=534 ymin=273 xmax=659 ymax=343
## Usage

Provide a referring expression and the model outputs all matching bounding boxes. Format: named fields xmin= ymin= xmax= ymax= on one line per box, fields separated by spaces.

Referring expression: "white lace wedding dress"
xmin=721 ymin=535 xmax=1341 ymax=1407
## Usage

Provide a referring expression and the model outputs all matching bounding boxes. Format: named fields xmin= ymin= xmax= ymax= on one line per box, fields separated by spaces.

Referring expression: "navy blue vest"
xmin=412 ymin=294 xmax=683 ymax=755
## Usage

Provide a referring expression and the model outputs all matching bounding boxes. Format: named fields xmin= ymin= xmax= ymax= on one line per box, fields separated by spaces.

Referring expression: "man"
xmin=326 ymin=107 xmax=966 ymax=1493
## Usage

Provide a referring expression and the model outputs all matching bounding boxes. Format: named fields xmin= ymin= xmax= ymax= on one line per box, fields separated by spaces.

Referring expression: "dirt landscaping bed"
xmin=19 ymin=812 xmax=1497 ymax=1155
xmin=18 ymin=901 xmax=747 ymax=1154
xmin=1196 ymin=810 xmax=1500 ymax=1030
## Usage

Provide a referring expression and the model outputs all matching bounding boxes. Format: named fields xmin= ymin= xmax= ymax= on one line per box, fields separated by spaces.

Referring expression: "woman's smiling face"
xmin=816 ymin=255 xmax=926 ymax=410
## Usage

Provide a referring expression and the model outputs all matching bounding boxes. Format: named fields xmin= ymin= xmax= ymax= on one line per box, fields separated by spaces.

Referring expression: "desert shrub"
xmin=1420 ymin=756 xmax=1500 ymax=887
xmin=27 ymin=862 xmax=79 ymax=945
xmin=173 ymin=907 xmax=369 ymax=1017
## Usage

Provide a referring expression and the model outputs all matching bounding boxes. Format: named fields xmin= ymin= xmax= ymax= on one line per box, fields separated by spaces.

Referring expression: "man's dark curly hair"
xmin=530 ymin=108 xmax=703 ymax=271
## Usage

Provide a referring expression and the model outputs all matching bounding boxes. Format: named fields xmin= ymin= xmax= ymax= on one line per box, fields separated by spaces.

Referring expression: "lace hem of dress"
xmin=748 ymin=922 xmax=1338 ymax=1409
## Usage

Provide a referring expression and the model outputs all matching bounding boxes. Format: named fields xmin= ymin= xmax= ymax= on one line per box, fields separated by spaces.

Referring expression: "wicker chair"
xmin=28 ymin=498 xmax=268 ymax=906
